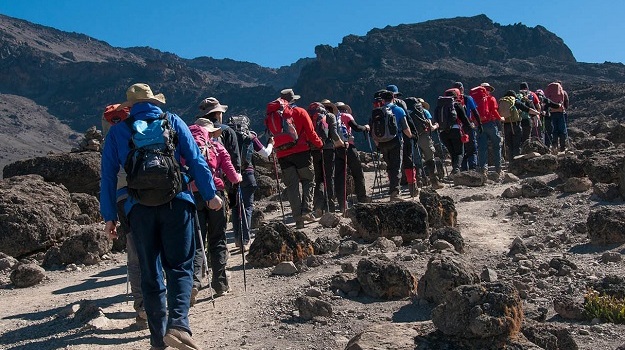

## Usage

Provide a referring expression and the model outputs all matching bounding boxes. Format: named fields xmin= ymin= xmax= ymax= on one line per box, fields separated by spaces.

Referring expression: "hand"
xmin=364 ymin=124 xmax=370 ymax=132
xmin=105 ymin=221 xmax=117 ymax=240
xmin=470 ymin=122 xmax=476 ymax=129
xmin=268 ymin=137 xmax=275 ymax=145
xmin=207 ymin=195 xmax=223 ymax=210
xmin=430 ymin=122 xmax=439 ymax=131
xmin=235 ymin=173 xmax=243 ymax=183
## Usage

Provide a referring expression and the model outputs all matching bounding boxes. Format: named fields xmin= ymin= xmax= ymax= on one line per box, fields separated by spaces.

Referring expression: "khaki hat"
xmin=118 ymin=83 xmax=166 ymax=109
xmin=480 ymin=82 xmax=495 ymax=92
xmin=335 ymin=101 xmax=352 ymax=114
xmin=320 ymin=99 xmax=338 ymax=115
xmin=198 ymin=97 xmax=228 ymax=116
xmin=416 ymin=98 xmax=430 ymax=110
xmin=280 ymin=88 xmax=301 ymax=101
xmin=194 ymin=118 xmax=221 ymax=133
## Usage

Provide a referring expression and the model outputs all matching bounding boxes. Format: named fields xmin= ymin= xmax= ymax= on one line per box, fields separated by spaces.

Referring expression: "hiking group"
xmin=99 ymin=80 xmax=569 ymax=350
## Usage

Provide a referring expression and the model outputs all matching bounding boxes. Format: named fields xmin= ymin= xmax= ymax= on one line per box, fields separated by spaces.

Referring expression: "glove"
xmin=478 ymin=125 xmax=483 ymax=134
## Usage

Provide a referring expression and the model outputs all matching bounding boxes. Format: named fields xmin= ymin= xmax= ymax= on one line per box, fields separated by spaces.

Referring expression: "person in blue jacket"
xmin=100 ymin=83 xmax=221 ymax=350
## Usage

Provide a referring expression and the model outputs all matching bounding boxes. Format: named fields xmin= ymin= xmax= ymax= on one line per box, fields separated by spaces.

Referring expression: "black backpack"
xmin=435 ymin=96 xmax=458 ymax=131
xmin=404 ymin=97 xmax=429 ymax=134
xmin=124 ymin=113 xmax=183 ymax=206
xmin=370 ymin=105 xmax=398 ymax=143
xmin=228 ymin=115 xmax=254 ymax=169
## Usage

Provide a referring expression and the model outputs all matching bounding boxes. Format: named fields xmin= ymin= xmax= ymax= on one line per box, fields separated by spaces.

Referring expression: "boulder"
xmin=553 ymin=295 xmax=585 ymax=320
xmin=254 ymin=175 xmax=278 ymax=200
xmin=345 ymin=322 xmax=426 ymax=350
xmin=348 ymin=202 xmax=429 ymax=243
xmin=509 ymin=154 xmax=558 ymax=177
xmin=521 ymin=178 xmax=554 ymax=198
xmin=501 ymin=186 xmax=523 ymax=198
xmin=521 ymin=320 xmax=579 ymax=350
xmin=621 ymin=159 xmax=625 ymax=200
xmin=295 ymin=296 xmax=332 ymax=321
xmin=419 ymin=188 xmax=457 ymax=229
xmin=592 ymin=275 xmax=625 ymax=299
xmin=587 ymin=208 xmax=625 ymax=245
xmin=246 ymin=221 xmax=314 ymax=268
xmin=575 ymin=137 xmax=613 ymax=150
xmin=10 ymin=263 xmax=45 ymax=288
xmin=3 ymin=152 xmax=101 ymax=196
xmin=607 ymin=124 xmax=625 ymax=144
xmin=58 ymin=224 xmax=112 ymax=265
xmin=429 ymin=227 xmax=464 ymax=253
xmin=70 ymin=193 xmax=102 ymax=224
xmin=318 ymin=212 xmax=340 ymax=228
xmin=312 ymin=236 xmax=339 ymax=255
xmin=556 ymin=156 xmax=586 ymax=180
xmin=251 ymin=207 xmax=264 ymax=229
xmin=356 ymin=257 xmax=417 ymax=299
xmin=562 ymin=177 xmax=592 ymax=193
xmin=417 ymin=254 xmax=480 ymax=305
xmin=0 ymin=175 xmax=78 ymax=257
xmin=431 ymin=282 xmax=523 ymax=339
xmin=330 ymin=273 xmax=361 ymax=295
xmin=592 ymin=183 xmax=622 ymax=202
xmin=583 ymin=150 xmax=625 ymax=184
xmin=369 ymin=237 xmax=398 ymax=252
xmin=452 ymin=170 xmax=485 ymax=187
xmin=521 ymin=139 xmax=550 ymax=155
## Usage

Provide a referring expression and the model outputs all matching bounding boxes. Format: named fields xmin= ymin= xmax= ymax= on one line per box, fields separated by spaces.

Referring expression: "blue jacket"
xmin=100 ymin=102 xmax=217 ymax=222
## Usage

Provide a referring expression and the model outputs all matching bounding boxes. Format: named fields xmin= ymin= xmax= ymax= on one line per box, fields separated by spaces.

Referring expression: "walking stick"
xmin=366 ymin=133 xmax=381 ymax=201
xmin=193 ymin=209 xmax=215 ymax=308
xmin=271 ymin=153 xmax=286 ymax=223
xmin=319 ymin=149 xmax=330 ymax=213
xmin=237 ymin=185 xmax=247 ymax=292
xmin=343 ymin=146 xmax=348 ymax=214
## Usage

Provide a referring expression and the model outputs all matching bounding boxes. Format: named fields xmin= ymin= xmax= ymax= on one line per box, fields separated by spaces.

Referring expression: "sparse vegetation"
xmin=584 ymin=289 xmax=625 ymax=324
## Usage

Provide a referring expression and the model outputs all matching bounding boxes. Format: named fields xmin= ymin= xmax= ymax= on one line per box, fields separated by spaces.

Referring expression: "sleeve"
xmin=215 ymin=143 xmax=240 ymax=184
xmin=99 ymin=129 xmax=121 ymax=222
xmin=252 ymin=136 xmax=272 ymax=159
xmin=424 ymin=109 xmax=432 ymax=120
xmin=327 ymin=113 xmax=341 ymax=142
xmin=300 ymin=108 xmax=323 ymax=148
xmin=348 ymin=119 xmax=367 ymax=132
xmin=514 ymin=100 xmax=531 ymax=113
xmin=223 ymin=129 xmax=241 ymax=170
xmin=455 ymin=104 xmax=470 ymax=127
xmin=489 ymin=96 xmax=501 ymax=121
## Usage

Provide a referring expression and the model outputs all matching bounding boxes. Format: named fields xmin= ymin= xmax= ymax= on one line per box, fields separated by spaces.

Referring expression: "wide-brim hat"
xmin=417 ymin=98 xmax=430 ymax=110
xmin=198 ymin=97 xmax=228 ymax=117
xmin=280 ymin=88 xmax=301 ymax=101
xmin=480 ymin=82 xmax=495 ymax=92
xmin=335 ymin=101 xmax=352 ymax=114
xmin=320 ymin=99 xmax=338 ymax=115
xmin=118 ymin=83 xmax=166 ymax=109
xmin=194 ymin=118 xmax=221 ymax=133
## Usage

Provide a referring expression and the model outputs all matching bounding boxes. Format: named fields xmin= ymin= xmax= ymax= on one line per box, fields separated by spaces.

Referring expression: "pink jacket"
xmin=187 ymin=139 xmax=239 ymax=192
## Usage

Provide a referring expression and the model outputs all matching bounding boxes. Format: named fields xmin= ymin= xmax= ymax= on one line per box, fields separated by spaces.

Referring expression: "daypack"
xmin=265 ymin=99 xmax=298 ymax=151
xmin=307 ymin=102 xmax=330 ymax=142
xmin=404 ymin=97 xmax=429 ymax=134
xmin=187 ymin=124 xmax=218 ymax=191
xmin=335 ymin=112 xmax=350 ymax=142
xmin=435 ymin=96 xmax=459 ymax=131
xmin=469 ymin=86 xmax=490 ymax=121
xmin=516 ymin=91 xmax=534 ymax=120
xmin=103 ymin=104 xmax=130 ymax=125
xmin=124 ymin=113 xmax=183 ymax=206
xmin=370 ymin=105 xmax=398 ymax=143
xmin=544 ymin=82 xmax=565 ymax=111
xmin=498 ymin=96 xmax=520 ymax=123
xmin=227 ymin=115 xmax=254 ymax=169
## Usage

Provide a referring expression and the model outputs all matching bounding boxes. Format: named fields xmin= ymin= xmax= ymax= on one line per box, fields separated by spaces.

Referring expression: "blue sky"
xmin=0 ymin=1 xmax=622 ymax=68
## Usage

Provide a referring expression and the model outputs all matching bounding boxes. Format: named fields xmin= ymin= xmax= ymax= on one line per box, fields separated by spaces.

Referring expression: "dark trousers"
xmin=193 ymin=191 xmax=228 ymax=293
xmin=232 ymin=170 xmax=256 ymax=245
xmin=128 ymin=199 xmax=195 ymax=348
xmin=312 ymin=149 xmax=335 ymax=212
xmin=378 ymin=137 xmax=403 ymax=195
xmin=551 ymin=112 xmax=568 ymax=151
xmin=503 ymin=122 xmax=522 ymax=159
xmin=521 ymin=118 xmax=531 ymax=143
xmin=544 ymin=116 xmax=554 ymax=147
xmin=461 ymin=126 xmax=477 ymax=171
xmin=346 ymin=144 xmax=367 ymax=201
xmin=439 ymin=128 xmax=464 ymax=173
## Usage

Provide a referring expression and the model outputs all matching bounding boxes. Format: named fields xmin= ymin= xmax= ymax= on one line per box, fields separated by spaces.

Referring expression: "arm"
xmin=348 ymin=119 xmax=368 ymax=132
xmin=100 ymin=128 xmax=121 ymax=224
xmin=252 ymin=135 xmax=272 ymax=159
xmin=299 ymin=108 xmax=323 ymax=149
xmin=222 ymin=129 xmax=241 ymax=170
xmin=215 ymin=142 xmax=242 ymax=184
xmin=327 ymin=113 xmax=341 ymax=143
xmin=455 ymin=104 xmax=471 ymax=128
xmin=395 ymin=107 xmax=413 ymax=138
xmin=514 ymin=100 xmax=539 ymax=116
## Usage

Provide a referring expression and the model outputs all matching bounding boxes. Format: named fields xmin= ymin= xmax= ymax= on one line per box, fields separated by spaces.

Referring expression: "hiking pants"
xmin=503 ymin=122 xmax=522 ymax=159
xmin=278 ymin=151 xmax=315 ymax=221
xmin=439 ymin=129 xmax=463 ymax=173
xmin=346 ymin=144 xmax=367 ymax=202
xmin=193 ymin=191 xmax=229 ymax=293
xmin=312 ymin=149 xmax=336 ymax=212
xmin=128 ymin=198 xmax=195 ymax=348
xmin=335 ymin=144 xmax=368 ymax=209
xmin=117 ymin=199 xmax=142 ymax=313
xmin=334 ymin=147 xmax=348 ymax=211
xmin=551 ymin=112 xmax=568 ymax=151
xmin=231 ymin=169 xmax=257 ymax=245
xmin=543 ymin=115 xmax=554 ymax=147
xmin=402 ymin=133 xmax=414 ymax=170
xmin=378 ymin=137 xmax=403 ymax=195
xmin=521 ymin=118 xmax=532 ymax=143
xmin=461 ymin=126 xmax=478 ymax=171
xmin=477 ymin=121 xmax=502 ymax=172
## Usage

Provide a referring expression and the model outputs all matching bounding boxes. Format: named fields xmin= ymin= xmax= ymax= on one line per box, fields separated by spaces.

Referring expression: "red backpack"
xmin=265 ymin=98 xmax=298 ymax=150
xmin=469 ymin=86 xmax=490 ymax=121
xmin=544 ymin=82 xmax=565 ymax=104
xmin=103 ymin=104 xmax=130 ymax=125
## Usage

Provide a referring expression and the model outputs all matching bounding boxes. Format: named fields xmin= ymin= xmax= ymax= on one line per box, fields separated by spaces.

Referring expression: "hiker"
xmin=197 ymin=96 xmax=241 ymax=174
xmin=227 ymin=115 xmax=274 ymax=251
xmin=335 ymin=101 xmax=372 ymax=203
xmin=101 ymin=83 xmax=222 ymax=350
xmin=433 ymin=88 xmax=471 ymax=175
xmin=269 ymin=88 xmax=323 ymax=229
xmin=387 ymin=84 xmax=418 ymax=196
xmin=308 ymin=101 xmax=341 ymax=215
xmin=474 ymin=83 xmax=503 ymax=178
xmin=404 ymin=97 xmax=444 ymax=189
xmin=517 ymin=82 xmax=542 ymax=143
xmin=369 ymin=90 xmax=412 ymax=201
xmin=101 ymin=104 xmax=146 ymax=328
xmin=187 ymin=119 xmax=242 ymax=305
xmin=535 ymin=89 xmax=563 ymax=149
xmin=500 ymin=90 xmax=540 ymax=158
xmin=544 ymin=81 xmax=569 ymax=152
xmin=453 ymin=82 xmax=483 ymax=171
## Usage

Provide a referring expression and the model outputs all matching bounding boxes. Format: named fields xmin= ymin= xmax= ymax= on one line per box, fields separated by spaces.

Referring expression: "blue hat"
xmin=386 ymin=84 xmax=402 ymax=96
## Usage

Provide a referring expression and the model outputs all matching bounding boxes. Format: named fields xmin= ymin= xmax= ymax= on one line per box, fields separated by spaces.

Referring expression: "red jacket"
xmin=276 ymin=106 xmax=323 ymax=159
xmin=483 ymin=95 xmax=502 ymax=123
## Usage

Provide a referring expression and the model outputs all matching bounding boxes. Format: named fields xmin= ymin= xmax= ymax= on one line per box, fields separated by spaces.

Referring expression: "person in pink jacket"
xmin=187 ymin=118 xmax=242 ymax=304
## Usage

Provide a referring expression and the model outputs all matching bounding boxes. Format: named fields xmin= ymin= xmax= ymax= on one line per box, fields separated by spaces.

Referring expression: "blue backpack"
xmin=124 ymin=113 xmax=183 ymax=206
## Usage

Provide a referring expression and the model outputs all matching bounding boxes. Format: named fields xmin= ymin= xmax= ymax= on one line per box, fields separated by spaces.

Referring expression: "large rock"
xmin=345 ymin=322 xmax=427 ymax=350
xmin=521 ymin=139 xmax=550 ymax=155
xmin=620 ymin=159 xmax=625 ymax=200
xmin=431 ymin=282 xmax=523 ymax=339
xmin=587 ymin=208 xmax=625 ymax=245
xmin=419 ymin=188 xmax=457 ymax=229
xmin=575 ymin=137 xmax=613 ymax=150
xmin=521 ymin=320 xmax=579 ymax=350
xmin=556 ymin=156 xmax=586 ymax=180
xmin=592 ymin=183 xmax=622 ymax=202
xmin=347 ymin=202 xmax=429 ymax=243
xmin=0 ymin=175 xmax=80 ymax=257
xmin=3 ymin=152 xmax=101 ymax=196
xmin=521 ymin=178 xmax=554 ymax=198
xmin=509 ymin=154 xmax=558 ymax=177
xmin=70 ymin=193 xmax=102 ymax=224
xmin=10 ymin=263 xmax=46 ymax=288
xmin=254 ymin=175 xmax=278 ymax=200
xmin=607 ymin=124 xmax=625 ymax=144
xmin=429 ymin=227 xmax=465 ymax=253
xmin=417 ymin=254 xmax=480 ymax=305
xmin=583 ymin=150 xmax=625 ymax=184
xmin=356 ymin=257 xmax=417 ymax=299
xmin=562 ymin=177 xmax=592 ymax=193
xmin=452 ymin=170 xmax=485 ymax=187
xmin=246 ymin=221 xmax=314 ymax=268
xmin=58 ymin=224 xmax=111 ymax=265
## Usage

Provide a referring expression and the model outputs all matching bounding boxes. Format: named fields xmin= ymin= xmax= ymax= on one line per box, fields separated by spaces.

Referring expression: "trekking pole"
xmin=237 ymin=185 xmax=247 ymax=292
xmin=271 ymin=153 xmax=286 ymax=222
xmin=434 ymin=129 xmax=449 ymax=177
xmin=343 ymin=146 xmax=348 ymax=214
xmin=365 ymin=133 xmax=380 ymax=201
xmin=413 ymin=137 xmax=426 ymax=188
xmin=319 ymin=149 xmax=330 ymax=213
xmin=194 ymin=209 xmax=215 ymax=308
xmin=126 ymin=260 xmax=129 ymax=305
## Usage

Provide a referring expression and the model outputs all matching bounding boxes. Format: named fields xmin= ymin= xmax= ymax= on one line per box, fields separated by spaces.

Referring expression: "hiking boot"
xmin=163 ymin=328 xmax=202 ymax=350
xmin=214 ymin=286 xmax=231 ymax=298
xmin=190 ymin=287 xmax=199 ymax=307
xmin=430 ymin=177 xmax=444 ymax=190
xmin=133 ymin=315 xmax=148 ymax=330
xmin=409 ymin=184 xmax=419 ymax=197
xmin=301 ymin=213 xmax=316 ymax=223
xmin=389 ymin=191 xmax=404 ymax=202
xmin=295 ymin=220 xmax=305 ymax=229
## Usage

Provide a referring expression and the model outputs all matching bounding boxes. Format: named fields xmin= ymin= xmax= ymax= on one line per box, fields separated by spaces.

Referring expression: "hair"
xmin=505 ymin=90 xmax=516 ymax=97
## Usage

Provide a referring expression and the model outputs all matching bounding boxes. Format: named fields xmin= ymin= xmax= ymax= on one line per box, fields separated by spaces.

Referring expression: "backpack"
xmin=516 ymin=91 xmax=534 ymax=120
xmin=370 ymin=105 xmax=398 ymax=143
xmin=435 ymin=96 xmax=459 ymax=131
xmin=544 ymin=82 xmax=565 ymax=112
xmin=335 ymin=112 xmax=350 ymax=142
xmin=187 ymin=124 xmax=218 ymax=191
xmin=404 ymin=97 xmax=429 ymax=134
xmin=227 ymin=115 xmax=254 ymax=169
xmin=124 ymin=113 xmax=183 ymax=206
xmin=469 ymin=86 xmax=490 ymax=121
xmin=307 ymin=102 xmax=330 ymax=142
xmin=103 ymin=104 xmax=130 ymax=125
xmin=498 ymin=96 xmax=520 ymax=123
xmin=265 ymin=99 xmax=298 ymax=151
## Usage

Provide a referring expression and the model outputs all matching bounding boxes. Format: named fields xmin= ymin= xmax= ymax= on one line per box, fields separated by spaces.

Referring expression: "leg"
xmin=117 ymin=199 xmax=143 ymax=317
xmin=279 ymin=156 xmax=302 ymax=221
xmin=296 ymin=152 xmax=315 ymax=216
xmin=191 ymin=194 xmax=208 ymax=289
xmin=311 ymin=150 xmax=324 ymax=212
xmin=346 ymin=144 xmax=368 ymax=202
xmin=334 ymin=148 xmax=347 ymax=212
xmin=206 ymin=192 xmax=229 ymax=294
xmin=323 ymin=149 xmax=336 ymax=211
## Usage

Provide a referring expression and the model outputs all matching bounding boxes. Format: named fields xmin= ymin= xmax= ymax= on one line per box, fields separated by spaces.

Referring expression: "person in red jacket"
xmin=275 ymin=89 xmax=323 ymax=229
xmin=477 ymin=82 xmax=504 ymax=178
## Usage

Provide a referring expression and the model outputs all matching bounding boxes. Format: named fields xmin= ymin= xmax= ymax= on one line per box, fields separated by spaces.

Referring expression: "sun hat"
xmin=417 ymin=98 xmax=430 ymax=110
xmin=320 ymin=99 xmax=338 ymax=115
xmin=118 ymin=83 xmax=166 ymax=109
xmin=373 ymin=89 xmax=388 ymax=101
xmin=335 ymin=101 xmax=352 ymax=114
xmin=198 ymin=97 xmax=228 ymax=116
xmin=480 ymin=82 xmax=495 ymax=92
xmin=280 ymin=88 xmax=301 ymax=101
xmin=194 ymin=118 xmax=221 ymax=133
